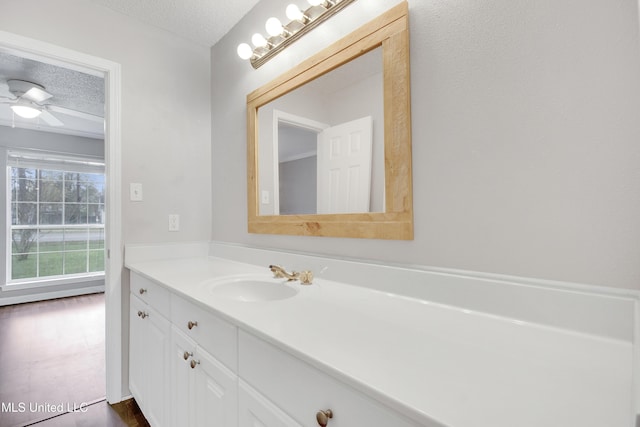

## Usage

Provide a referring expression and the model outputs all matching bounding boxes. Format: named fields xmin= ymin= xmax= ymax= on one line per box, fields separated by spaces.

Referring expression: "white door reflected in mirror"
xmin=276 ymin=115 xmax=373 ymax=215
xmin=317 ymin=116 xmax=372 ymax=214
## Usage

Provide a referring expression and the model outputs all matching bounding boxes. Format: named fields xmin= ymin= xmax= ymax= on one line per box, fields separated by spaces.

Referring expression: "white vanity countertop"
xmin=126 ymin=256 xmax=635 ymax=427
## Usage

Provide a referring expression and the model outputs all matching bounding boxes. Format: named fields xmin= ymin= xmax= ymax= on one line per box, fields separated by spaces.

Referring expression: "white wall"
xmin=0 ymin=0 xmax=212 ymax=398
xmin=211 ymin=0 xmax=640 ymax=290
xmin=0 ymin=0 xmax=212 ymax=246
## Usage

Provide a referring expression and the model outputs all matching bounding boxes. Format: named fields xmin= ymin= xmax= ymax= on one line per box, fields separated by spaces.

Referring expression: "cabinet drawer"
xmin=239 ymin=380 xmax=301 ymax=427
xmin=171 ymin=294 xmax=237 ymax=372
xmin=239 ymin=331 xmax=419 ymax=427
xmin=131 ymin=273 xmax=170 ymax=314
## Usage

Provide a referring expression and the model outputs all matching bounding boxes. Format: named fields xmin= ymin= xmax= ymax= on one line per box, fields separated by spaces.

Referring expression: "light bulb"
xmin=251 ymin=33 xmax=268 ymax=48
xmin=307 ymin=0 xmax=323 ymax=6
xmin=286 ymin=4 xmax=304 ymax=21
xmin=11 ymin=104 xmax=42 ymax=119
xmin=265 ymin=17 xmax=284 ymax=37
xmin=237 ymin=43 xmax=253 ymax=60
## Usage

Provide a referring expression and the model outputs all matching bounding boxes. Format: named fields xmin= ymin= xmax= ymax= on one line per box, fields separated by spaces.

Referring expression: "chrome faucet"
xmin=269 ymin=265 xmax=313 ymax=285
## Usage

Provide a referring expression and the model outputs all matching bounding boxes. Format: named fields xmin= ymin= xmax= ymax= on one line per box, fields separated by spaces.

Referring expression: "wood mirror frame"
xmin=247 ymin=1 xmax=412 ymax=240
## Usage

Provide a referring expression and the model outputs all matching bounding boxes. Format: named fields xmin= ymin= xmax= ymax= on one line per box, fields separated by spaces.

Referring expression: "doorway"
xmin=0 ymin=30 xmax=123 ymax=405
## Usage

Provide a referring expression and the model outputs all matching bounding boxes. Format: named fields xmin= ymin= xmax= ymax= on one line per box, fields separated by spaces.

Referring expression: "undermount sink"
xmin=205 ymin=276 xmax=299 ymax=302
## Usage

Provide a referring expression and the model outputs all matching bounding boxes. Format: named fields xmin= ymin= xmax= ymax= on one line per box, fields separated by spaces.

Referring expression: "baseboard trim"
xmin=0 ymin=285 xmax=105 ymax=306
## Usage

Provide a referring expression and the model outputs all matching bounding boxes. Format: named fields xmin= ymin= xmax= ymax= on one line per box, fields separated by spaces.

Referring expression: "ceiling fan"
xmin=0 ymin=79 xmax=103 ymax=127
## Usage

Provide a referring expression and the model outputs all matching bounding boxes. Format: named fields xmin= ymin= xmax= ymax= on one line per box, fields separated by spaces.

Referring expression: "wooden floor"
xmin=0 ymin=293 xmax=148 ymax=427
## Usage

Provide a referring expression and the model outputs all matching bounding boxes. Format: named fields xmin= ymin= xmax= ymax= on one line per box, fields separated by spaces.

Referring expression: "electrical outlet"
xmin=168 ymin=214 xmax=180 ymax=232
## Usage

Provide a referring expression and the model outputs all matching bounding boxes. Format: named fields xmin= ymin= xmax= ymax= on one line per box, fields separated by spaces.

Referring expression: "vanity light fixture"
xmin=236 ymin=0 xmax=358 ymax=69
xmin=10 ymin=99 xmax=42 ymax=119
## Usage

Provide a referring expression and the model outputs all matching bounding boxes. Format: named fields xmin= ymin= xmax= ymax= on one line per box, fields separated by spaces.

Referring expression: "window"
xmin=8 ymin=152 xmax=105 ymax=282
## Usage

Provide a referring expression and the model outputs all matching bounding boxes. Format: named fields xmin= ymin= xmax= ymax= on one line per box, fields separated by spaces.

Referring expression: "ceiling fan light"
xmin=11 ymin=104 xmax=42 ymax=119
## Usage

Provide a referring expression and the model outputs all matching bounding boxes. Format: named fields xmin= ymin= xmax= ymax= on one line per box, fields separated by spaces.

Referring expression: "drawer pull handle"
xmin=139 ymin=288 xmax=147 ymax=295
xmin=183 ymin=351 xmax=193 ymax=361
xmin=187 ymin=320 xmax=198 ymax=330
xmin=190 ymin=359 xmax=200 ymax=369
xmin=137 ymin=311 xmax=148 ymax=319
xmin=316 ymin=409 xmax=333 ymax=426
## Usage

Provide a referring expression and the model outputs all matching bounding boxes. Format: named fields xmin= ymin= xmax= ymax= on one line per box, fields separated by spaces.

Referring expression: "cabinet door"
xmin=143 ymin=305 xmax=171 ymax=427
xmin=193 ymin=347 xmax=238 ymax=427
xmin=171 ymin=327 xmax=197 ymax=427
xmin=239 ymin=381 xmax=301 ymax=427
xmin=129 ymin=294 xmax=147 ymax=408
xmin=129 ymin=293 xmax=171 ymax=427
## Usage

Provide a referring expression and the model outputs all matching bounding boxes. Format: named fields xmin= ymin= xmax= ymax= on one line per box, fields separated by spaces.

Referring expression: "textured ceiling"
xmin=0 ymin=51 xmax=105 ymax=139
xmin=0 ymin=0 xmax=260 ymax=138
xmin=86 ymin=0 xmax=261 ymax=47
xmin=0 ymin=52 xmax=105 ymax=116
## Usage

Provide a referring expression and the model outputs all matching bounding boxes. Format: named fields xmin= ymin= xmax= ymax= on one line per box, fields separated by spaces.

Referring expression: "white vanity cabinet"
xmin=129 ymin=274 xmax=172 ymax=427
xmin=238 ymin=331 xmax=420 ymax=427
xmin=170 ymin=295 xmax=238 ymax=427
xmin=130 ymin=273 xmax=239 ymax=427
xmin=129 ymin=272 xmax=419 ymax=427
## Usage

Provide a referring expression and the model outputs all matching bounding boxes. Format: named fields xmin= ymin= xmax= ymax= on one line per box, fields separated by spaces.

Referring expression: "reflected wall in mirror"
xmin=247 ymin=1 xmax=412 ymax=240
xmin=259 ymin=47 xmax=384 ymax=216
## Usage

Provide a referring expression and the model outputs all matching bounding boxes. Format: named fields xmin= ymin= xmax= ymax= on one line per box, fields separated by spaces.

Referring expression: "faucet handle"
xmin=299 ymin=270 xmax=313 ymax=285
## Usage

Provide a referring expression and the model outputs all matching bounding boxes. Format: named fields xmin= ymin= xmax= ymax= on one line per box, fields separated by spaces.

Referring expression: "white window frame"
xmin=6 ymin=150 xmax=106 ymax=288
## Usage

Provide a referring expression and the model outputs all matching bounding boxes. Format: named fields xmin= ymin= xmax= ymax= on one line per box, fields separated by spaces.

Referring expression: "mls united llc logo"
xmin=1 ymin=401 xmax=89 ymax=413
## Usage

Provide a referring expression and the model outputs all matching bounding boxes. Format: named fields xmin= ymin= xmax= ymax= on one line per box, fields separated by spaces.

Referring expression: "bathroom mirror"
xmin=247 ymin=1 xmax=412 ymax=239
xmin=258 ymin=47 xmax=385 ymax=216
xmin=258 ymin=47 xmax=385 ymax=215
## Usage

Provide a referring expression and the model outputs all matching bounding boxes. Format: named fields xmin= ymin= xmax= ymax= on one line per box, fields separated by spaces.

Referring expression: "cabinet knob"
xmin=190 ymin=359 xmax=200 ymax=369
xmin=139 ymin=288 xmax=147 ymax=295
xmin=187 ymin=320 xmax=198 ymax=330
xmin=316 ymin=409 xmax=333 ymax=426
xmin=137 ymin=311 xmax=148 ymax=319
xmin=183 ymin=351 xmax=193 ymax=361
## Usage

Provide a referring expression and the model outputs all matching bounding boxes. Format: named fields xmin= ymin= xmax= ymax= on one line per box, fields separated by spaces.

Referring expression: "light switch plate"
xmin=168 ymin=214 xmax=180 ymax=232
xmin=130 ymin=183 xmax=143 ymax=201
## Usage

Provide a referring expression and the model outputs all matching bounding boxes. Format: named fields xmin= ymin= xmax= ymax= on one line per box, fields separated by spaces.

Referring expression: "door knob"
xmin=316 ymin=409 xmax=333 ymax=426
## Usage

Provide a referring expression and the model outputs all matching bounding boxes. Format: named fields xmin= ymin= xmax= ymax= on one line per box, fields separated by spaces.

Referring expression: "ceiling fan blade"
xmin=0 ymin=82 xmax=14 ymax=99
xmin=47 ymin=105 xmax=104 ymax=123
xmin=23 ymin=87 xmax=52 ymax=103
xmin=40 ymin=110 xmax=64 ymax=127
